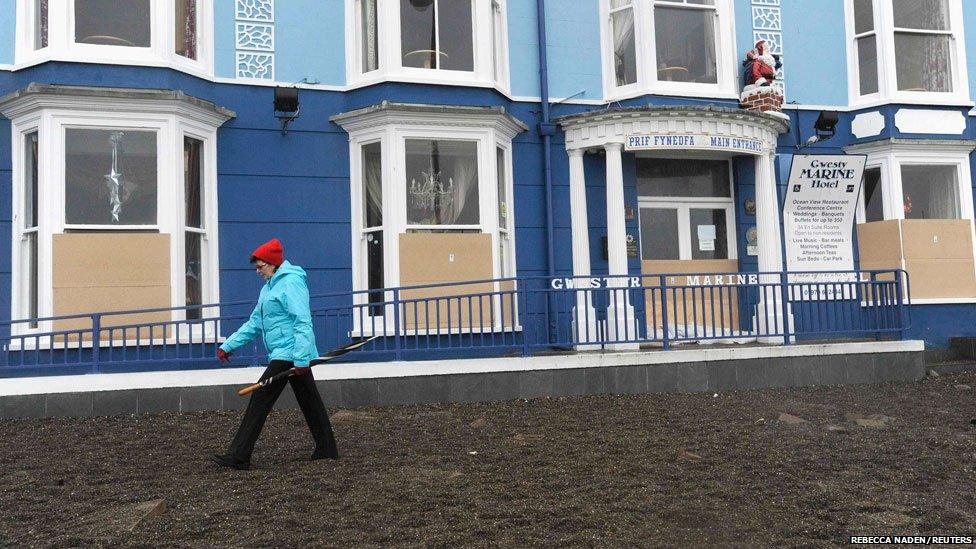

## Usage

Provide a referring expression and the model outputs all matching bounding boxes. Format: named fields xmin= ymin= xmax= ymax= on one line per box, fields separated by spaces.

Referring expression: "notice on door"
xmin=784 ymin=155 xmax=866 ymax=298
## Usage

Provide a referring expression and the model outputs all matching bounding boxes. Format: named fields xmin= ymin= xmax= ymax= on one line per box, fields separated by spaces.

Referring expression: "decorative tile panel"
xmin=236 ymin=0 xmax=274 ymax=22
xmin=236 ymin=53 xmax=275 ymax=79
xmin=752 ymin=6 xmax=781 ymax=31
xmin=236 ymin=23 xmax=275 ymax=51
xmin=235 ymin=0 xmax=275 ymax=79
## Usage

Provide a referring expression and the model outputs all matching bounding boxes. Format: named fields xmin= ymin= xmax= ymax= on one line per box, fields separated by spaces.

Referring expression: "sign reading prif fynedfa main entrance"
xmin=784 ymin=154 xmax=867 ymax=299
xmin=625 ymin=133 xmax=764 ymax=154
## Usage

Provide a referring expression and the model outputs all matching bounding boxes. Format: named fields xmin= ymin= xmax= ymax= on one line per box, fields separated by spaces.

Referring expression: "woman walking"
xmin=211 ymin=238 xmax=339 ymax=470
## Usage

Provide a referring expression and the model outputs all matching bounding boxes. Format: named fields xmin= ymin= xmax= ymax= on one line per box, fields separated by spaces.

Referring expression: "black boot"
xmin=311 ymin=447 xmax=340 ymax=461
xmin=210 ymin=453 xmax=250 ymax=470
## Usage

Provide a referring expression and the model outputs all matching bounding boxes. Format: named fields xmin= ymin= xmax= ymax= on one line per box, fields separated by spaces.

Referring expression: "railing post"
xmin=392 ymin=288 xmax=402 ymax=361
xmin=521 ymin=279 xmax=531 ymax=357
xmin=660 ymin=275 xmax=670 ymax=351
xmin=91 ymin=313 xmax=101 ymax=374
xmin=780 ymin=271 xmax=791 ymax=345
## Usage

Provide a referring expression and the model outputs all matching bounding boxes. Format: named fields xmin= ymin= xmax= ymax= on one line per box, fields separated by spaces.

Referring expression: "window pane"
xmin=185 ymin=232 xmax=202 ymax=320
xmin=612 ymin=9 xmax=637 ymax=86
xmin=405 ymin=139 xmax=479 ymax=225
xmin=895 ymin=33 xmax=952 ymax=92
xmin=35 ymin=0 xmax=48 ymax=49
xmin=25 ymin=132 xmax=39 ymax=229
xmin=65 ymin=129 xmax=158 ymax=225
xmin=852 ymin=0 xmax=874 ymax=34
xmin=690 ymin=208 xmax=728 ymax=260
xmin=362 ymin=0 xmax=379 ymax=72
xmin=640 ymin=208 xmax=680 ymax=260
xmin=175 ymin=0 xmax=197 ymax=59
xmin=901 ymin=165 xmax=959 ymax=219
xmin=654 ymin=6 xmax=717 ymax=84
xmin=496 ymin=147 xmax=507 ymax=227
xmin=893 ymin=0 xmax=949 ymax=31
xmin=636 ymin=158 xmax=730 ymax=198
xmin=857 ymin=35 xmax=879 ymax=95
xmin=27 ymin=232 xmax=38 ymax=327
xmin=184 ymin=137 xmax=203 ymax=229
xmin=400 ymin=0 xmax=437 ymax=68
xmin=362 ymin=142 xmax=383 ymax=228
xmin=862 ymin=167 xmax=884 ymax=222
xmin=439 ymin=0 xmax=474 ymax=71
xmin=75 ymin=0 xmax=151 ymax=47
xmin=367 ymin=232 xmax=384 ymax=316
xmin=610 ymin=0 xmax=631 ymax=8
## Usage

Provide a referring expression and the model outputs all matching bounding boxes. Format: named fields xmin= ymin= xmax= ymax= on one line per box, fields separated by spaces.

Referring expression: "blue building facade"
xmin=0 ymin=0 xmax=973 ymax=374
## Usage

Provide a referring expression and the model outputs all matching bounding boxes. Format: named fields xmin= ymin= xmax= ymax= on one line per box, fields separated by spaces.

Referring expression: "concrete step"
xmin=926 ymin=359 xmax=976 ymax=376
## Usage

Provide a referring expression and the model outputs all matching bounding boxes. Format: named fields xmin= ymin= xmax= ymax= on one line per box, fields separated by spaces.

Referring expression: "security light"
xmin=273 ymin=86 xmax=300 ymax=135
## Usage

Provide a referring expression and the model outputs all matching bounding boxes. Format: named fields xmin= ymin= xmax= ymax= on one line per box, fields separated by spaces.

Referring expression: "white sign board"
xmin=784 ymin=155 xmax=867 ymax=299
xmin=625 ymin=134 xmax=765 ymax=155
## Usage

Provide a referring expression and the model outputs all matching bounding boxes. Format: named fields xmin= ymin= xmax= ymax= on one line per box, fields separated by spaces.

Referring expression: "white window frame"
xmin=599 ymin=0 xmax=738 ymax=101
xmin=851 ymin=142 xmax=976 ymax=303
xmin=14 ymin=0 xmax=214 ymax=77
xmin=6 ymin=100 xmax=224 ymax=338
xmin=845 ymin=0 xmax=970 ymax=107
xmin=341 ymin=113 xmax=522 ymax=333
xmin=345 ymin=0 xmax=508 ymax=92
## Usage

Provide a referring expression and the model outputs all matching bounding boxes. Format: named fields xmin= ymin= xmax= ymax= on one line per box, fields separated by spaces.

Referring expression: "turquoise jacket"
xmin=220 ymin=260 xmax=319 ymax=366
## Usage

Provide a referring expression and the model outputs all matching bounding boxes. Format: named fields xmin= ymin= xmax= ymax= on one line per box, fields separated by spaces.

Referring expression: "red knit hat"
xmin=250 ymin=238 xmax=284 ymax=266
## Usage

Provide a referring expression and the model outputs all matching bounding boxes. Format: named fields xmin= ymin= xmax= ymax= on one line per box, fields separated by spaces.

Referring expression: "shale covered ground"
xmin=1 ymin=370 xmax=974 ymax=547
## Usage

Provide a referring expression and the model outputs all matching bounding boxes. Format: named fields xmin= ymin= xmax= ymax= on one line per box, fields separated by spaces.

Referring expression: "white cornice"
xmin=555 ymin=105 xmax=788 ymax=153
xmin=0 ymin=83 xmax=236 ymax=128
xmin=331 ymin=101 xmax=529 ymax=139
xmin=844 ymin=138 xmax=976 ymax=155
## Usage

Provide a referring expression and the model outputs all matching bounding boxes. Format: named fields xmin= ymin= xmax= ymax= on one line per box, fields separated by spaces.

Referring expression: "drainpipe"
xmin=536 ymin=0 xmax=558 ymax=342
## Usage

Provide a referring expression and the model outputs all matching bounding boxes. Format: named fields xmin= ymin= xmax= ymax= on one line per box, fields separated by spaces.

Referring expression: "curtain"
xmin=446 ymin=153 xmax=479 ymax=224
xmin=362 ymin=0 xmax=378 ymax=72
xmin=611 ymin=1 xmax=635 ymax=86
xmin=894 ymin=0 xmax=952 ymax=92
xmin=928 ymin=169 xmax=959 ymax=219
xmin=363 ymin=145 xmax=383 ymax=227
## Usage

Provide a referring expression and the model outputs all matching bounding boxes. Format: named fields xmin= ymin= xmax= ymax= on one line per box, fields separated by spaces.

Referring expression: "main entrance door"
xmin=636 ymin=155 xmax=740 ymax=339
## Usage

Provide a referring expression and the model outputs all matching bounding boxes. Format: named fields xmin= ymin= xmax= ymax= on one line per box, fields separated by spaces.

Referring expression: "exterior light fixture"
xmin=804 ymin=110 xmax=839 ymax=146
xmin=274 ymin=86 xmax=300 ymax=135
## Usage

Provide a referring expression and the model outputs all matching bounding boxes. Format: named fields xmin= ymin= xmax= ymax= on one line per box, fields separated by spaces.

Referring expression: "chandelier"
xmin=408 ymin=147 xmax=454 ymax=213
xmin=103 ymin=130 xmax=134 ymax=222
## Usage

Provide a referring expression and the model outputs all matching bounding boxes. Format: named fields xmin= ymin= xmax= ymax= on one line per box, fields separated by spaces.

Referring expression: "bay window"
xmin=332 ymin=104 xmax=526 ymax=331
xmin=602 ymin=0 xmax=735 ymax=98
xmin=2 ymin=85 xmax=232 ymax=336
xmin=851 ymin=142 xmax=976 ymax=303
xmin=347 ymin=0 xmax=508 ymax=88
xmin=16 ymin=0 xmax=211 ymax=72
xmin=847 ymin=0 xmax=968 ymax=104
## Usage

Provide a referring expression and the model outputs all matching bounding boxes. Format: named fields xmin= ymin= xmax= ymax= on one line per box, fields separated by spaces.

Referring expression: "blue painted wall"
xmin=275 ymin=0 xmax=345 ymax=85
xmin=508 ymin=0 xmax=542 ymax=97
xmin=542 ymin=0 xmax=603 ymax=101
xmin=781 ymin=0 xmax=849 ymax=106
xmin=215 ymin=0 xmax=237 ymax=78
xmin=0 ymin=0 xmax=14 ymax=65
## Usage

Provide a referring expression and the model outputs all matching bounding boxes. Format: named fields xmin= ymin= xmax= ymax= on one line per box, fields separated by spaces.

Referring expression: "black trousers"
xmin=227 ymin=360 xmax=339 ymax=462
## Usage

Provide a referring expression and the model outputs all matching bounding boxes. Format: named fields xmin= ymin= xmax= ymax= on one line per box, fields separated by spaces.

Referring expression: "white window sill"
xmin=11 ymin=51 xmax=213 ymax=80
xmin=606 ymin=84 xmax=739 ymax=103
xmin=348 ymin=70 xmax=504 ymax=92
xmin=850 ymin=95 xmax=975 ymax=110
xmin=906 ymin=298 xmax=976 ymax=305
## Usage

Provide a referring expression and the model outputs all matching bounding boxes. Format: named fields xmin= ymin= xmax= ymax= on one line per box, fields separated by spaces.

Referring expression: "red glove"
xmin=293 ymin=367 xmax=311 ymax=376
xmin=217 ymin=348 xmax=232 ymax=363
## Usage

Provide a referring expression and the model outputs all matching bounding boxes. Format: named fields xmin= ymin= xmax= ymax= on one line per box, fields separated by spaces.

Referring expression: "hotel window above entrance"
xmin=636 ymin=157 xmax=736 ymax=264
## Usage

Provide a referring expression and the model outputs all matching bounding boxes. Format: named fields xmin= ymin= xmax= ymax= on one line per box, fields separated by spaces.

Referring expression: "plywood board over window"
xmin=857 ymin=219 xmax=976 ymax=299
xmin=399 ymin=233 xmax=514 ymax=330
xmin=52 ymin=233 xmax=172 ymax=342
xmin=642 ymin=259 xmax=741 ymax=336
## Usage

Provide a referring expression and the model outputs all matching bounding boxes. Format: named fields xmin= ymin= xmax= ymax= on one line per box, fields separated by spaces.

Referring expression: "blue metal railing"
xmin=0 ymin=269 xmax=910 ymax=376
